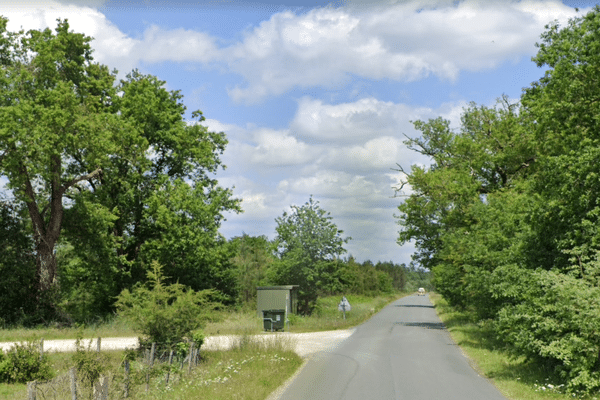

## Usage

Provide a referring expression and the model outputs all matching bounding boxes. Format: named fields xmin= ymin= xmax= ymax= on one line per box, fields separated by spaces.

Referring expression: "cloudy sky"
xmin=0 ymin=0 xmax=592 ymax=265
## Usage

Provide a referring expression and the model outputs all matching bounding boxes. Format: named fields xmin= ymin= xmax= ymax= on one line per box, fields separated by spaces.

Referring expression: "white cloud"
xmin=222 ymin=0 xmax=579 ymax=103
xmin=290 ymin=96 xmax=462 ymax=144
xmin=212 ymin=94 xmax=469 ymax=262
xmin=250 ymin=128 xmax=319 ymax=166
xmin=1 ymin=1 xmax=580 ymax=103
xmin=136 ymin=25 xmax=218 ymax=64
xmin=0 ymin=2 xmax=138 ymax=74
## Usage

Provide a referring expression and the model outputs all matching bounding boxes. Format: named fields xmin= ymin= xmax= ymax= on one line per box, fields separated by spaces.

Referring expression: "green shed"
xmin=256 ymin=285 xmax=299 ymax=317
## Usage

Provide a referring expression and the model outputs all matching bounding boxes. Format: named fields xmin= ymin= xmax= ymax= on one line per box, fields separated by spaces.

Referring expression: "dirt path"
xmin=0 ymin=329 xmax=354 ymax=358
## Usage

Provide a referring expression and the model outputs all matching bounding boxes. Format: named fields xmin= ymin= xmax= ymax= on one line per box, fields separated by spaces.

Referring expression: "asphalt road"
xmin=271 ymin=294 xmax=507 ymax=400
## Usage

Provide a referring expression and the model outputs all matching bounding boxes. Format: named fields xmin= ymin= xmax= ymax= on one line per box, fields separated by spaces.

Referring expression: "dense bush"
xmin=395 ymin=7 xmax=600 ymax=394
xmin=0 ymin=341 xmax=53 ymax=383
xmin=116 ymin=261 xmax=217 ymax=346
xmin=71 ymin=337 xmax=110 ymax=391
xmin=495 ymin=270 xmax=600 ymax=393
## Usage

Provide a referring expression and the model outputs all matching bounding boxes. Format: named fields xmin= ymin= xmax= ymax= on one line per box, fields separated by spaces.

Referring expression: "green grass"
xmin=0 ymin=293 xmax=405 ymax=399
xmin=0 ymin=293 xmax=405 ymax=342
xmin=430 ymin=293 xmax=599 ymax=400
xmin=203 ymin=293 xmax=407 ymax=335
xmin=0 ymin=337 xmax=302 ymax=400
xmin=0 ymin=317 xmax=136 ymax=342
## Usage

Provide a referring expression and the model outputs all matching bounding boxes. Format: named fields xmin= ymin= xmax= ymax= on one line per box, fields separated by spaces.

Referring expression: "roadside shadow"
xmin=395 ymin=322 xmax=446 ymax=330
xmin=395 ymin=304 xmax=434 ymax=309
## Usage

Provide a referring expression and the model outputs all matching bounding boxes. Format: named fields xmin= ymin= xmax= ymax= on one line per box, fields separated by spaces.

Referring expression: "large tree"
xmin=0 ymin=18 xmax=117 ymax=297
xmin=271 ymin=196 xmax=350 ymax=314
xmin=59 ymin=72 xmax=241 ymax=317
xmin=396 ymin=7 xmax=600 ymax=392
xmin=0 ymin=18 xmax=241 ymax=319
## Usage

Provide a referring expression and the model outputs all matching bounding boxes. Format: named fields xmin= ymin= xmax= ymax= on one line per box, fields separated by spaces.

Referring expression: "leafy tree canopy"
xmin=272 ymin=196 xmax=350 ymax=314
xmin=395 ymin=6 xmax=600 ymax=392
xmin=275 ymin=196 xmax=349 ymax=263
xmin=0 ymin=17 xmax=240 ymax=320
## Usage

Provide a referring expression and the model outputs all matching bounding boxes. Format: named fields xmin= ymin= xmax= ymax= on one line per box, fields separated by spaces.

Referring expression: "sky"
xmin=0 ymin=0 xmax=595 ymax=265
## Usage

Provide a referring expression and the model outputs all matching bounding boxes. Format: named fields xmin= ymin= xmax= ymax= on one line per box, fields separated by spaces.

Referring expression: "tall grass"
xmin=430 ymin=293 xmax=598 ymax=400
xmin=0 ymin=293 xmax=405 ymax=342
xmin=0 ymin=317 xmax=136 ymax=342
xmin=286 ymin=293 xmax=402 ymax=332
xmin=203 ymin=293 xmax=406 ymax=335
xmin=1 ymin=335 xmax=302 ymax=400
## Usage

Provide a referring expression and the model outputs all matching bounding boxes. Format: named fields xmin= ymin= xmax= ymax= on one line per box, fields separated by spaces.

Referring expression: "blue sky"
xmin=1 ymin=0 xmax=595 ymax=265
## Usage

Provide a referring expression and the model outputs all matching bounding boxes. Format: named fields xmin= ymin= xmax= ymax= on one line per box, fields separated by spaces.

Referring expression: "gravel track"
xmin=0 ymin=329 xmax=354 ymax=358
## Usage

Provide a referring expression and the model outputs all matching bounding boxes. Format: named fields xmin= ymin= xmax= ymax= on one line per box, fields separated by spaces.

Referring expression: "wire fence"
xmin=26 ymin=339 xmax=202 ymax=400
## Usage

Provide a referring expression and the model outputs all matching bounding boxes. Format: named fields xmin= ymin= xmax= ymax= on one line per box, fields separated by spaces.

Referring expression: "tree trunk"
xmin=20 ymin=156 xmax=102 ymax=295
xmin=36 ymin=236 xmax=59 ymax=293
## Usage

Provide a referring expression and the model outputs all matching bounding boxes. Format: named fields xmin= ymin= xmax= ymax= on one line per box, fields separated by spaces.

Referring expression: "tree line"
xmin=396 ymin=7 xmax=600 ymax=394
xmin=0 ymin=17 xmax=429 ymax=327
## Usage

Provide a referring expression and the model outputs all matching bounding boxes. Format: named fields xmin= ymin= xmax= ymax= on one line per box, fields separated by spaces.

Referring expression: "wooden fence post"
xmin=27 ymin=381 xmax=36 ymax=400
xmin=123 ymin=360 xmax=130 ymax=399
xmin=149 ymin=342 xmax=156 ymax=367
xmin=39 ymin=339 xmax=44 ymax=361
xmin=165 ymin=349 xmax=174 ymax=385
xmin=93 ymin=376 xmax=108 ymax=400
xmin=96 ymin=337 xmax=101 ymax=353
xmin=145 ymin=343 xmax=156 ymax=392
xmin=70 ymin=367 xmax=78 ymax=400
xmin=187 ymin=342 xmax=195 ymax=374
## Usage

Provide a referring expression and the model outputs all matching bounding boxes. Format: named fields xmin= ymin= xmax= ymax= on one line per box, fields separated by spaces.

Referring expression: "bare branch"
xmin=60 ymin=167 xmax=102 ymax=195
xmin=393 ymin=163 xmax=407 ymax=174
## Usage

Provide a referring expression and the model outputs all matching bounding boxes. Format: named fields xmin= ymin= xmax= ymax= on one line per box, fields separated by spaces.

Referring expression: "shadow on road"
xmin=395 ymin=322 xmax=446 ymax=330
xmin=394 ymin=304 xmax=434 ymax=309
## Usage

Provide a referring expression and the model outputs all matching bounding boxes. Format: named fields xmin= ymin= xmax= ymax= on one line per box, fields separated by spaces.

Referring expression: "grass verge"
xmin=0 ymin=317 xmax=136 ymax=342
xmin=1 ymin=335 xmax=302 ymax=400
xmin=203 ymin=292 xmax=406 ymax=335
xmin=430 ymin=293 xmax=598 ymax=400
xmin=0 ymin=293 xmax=406 ymax=342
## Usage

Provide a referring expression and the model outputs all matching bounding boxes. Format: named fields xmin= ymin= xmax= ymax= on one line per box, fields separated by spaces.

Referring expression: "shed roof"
xmin=257 ymin=285 xmax=299 ymax=290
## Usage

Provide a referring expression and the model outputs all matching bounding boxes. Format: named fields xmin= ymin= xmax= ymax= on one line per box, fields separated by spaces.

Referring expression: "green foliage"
xmin=230 ymin=235 xmax=274 ymax=304
xmin=495 ymin=270 xmax=600 ymax=393
xmin=342 ymin=258 xmax=395 ymax=296
xmin=0 ymin=17 xmax=118 ymax=297
xmin=60 ymin=70 xmax=241 ymax=319
xmin=396 ymin=6 xmax=600 ymax=394
xmin=275 ymin=196 xmax=350 ymax=262
xmin=0 ymin=342 xmax=53 ymax=383
xmin=71 ymin=337 xmax=110 ymax=390
xmin=271 ymin=197 xmax=350 ymax=314
xmin=116 ymin=261 xmax=217 ymax=346
xmin=0 ymin=17 xmax=239 ymax=322
xmin=0 ymin=200 xmax=38 ymax=326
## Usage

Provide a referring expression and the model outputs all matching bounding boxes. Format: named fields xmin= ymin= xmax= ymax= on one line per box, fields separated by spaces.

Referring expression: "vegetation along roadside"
xmin=0 ymin=293 xmax=407 ymax=399
xmin=431 ymin=293 xmax=599 ymax=400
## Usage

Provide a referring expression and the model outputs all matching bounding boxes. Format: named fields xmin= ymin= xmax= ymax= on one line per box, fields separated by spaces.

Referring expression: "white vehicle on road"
xmin=418 ymin=288 xmax=426 ymax=296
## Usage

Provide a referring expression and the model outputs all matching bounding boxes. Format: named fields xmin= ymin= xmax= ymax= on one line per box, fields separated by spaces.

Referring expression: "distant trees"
xmin=270 ymin=196 xmax=350 ymax=314
xmin=229 ymin=234 xmax=274 ymax=304
xmin=396 ymin=6 xmax=600 ymax=393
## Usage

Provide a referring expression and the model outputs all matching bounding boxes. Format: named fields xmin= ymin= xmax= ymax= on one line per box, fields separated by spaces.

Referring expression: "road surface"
xmin=270 ymin=294 xmax=507 ymax=400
